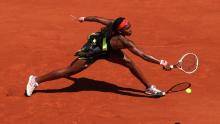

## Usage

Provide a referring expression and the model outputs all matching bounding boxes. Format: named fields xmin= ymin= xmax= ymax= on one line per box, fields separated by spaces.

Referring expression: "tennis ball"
xmin=185 ymin=88 xmax=192 ymax=94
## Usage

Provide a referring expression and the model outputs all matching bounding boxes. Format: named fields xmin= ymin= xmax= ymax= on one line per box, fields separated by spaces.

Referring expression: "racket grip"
xmin=170 ymin=65 xmax=174 ymax=69
xmin=170 ymin=64 xmax=178 ymax=69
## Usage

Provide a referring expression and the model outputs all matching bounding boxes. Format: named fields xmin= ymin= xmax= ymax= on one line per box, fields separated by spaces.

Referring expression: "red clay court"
xmin=0 ymin=0 xmax=219 ymax=123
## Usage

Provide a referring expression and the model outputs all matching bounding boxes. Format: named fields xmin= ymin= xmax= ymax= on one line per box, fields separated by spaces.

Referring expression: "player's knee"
xmin=65 ymin=71 xmax=74 ymax=77
xmin=125 ymin=59 xmax=134 ymax=67
xmin=59 ymin=68 xmax=74 ymax=77
xmin=63 ymin=64 xmax=88 ymax=77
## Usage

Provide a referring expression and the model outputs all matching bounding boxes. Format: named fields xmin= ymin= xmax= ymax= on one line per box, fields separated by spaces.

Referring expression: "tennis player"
xmin=25 ymin=16 xmax=172 ymax=97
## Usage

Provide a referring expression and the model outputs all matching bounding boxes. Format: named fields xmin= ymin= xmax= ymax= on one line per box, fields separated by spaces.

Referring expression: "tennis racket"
xmin=166 ymin=82 xmax=191 ymax=94
xmin=170 ymin=53 xmax=199 ymax=74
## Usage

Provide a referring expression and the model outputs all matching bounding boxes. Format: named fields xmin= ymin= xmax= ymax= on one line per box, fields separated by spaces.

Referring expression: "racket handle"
xmin=170 ymin=64 xmax=180 ymax=69
xmin=170 ymin=65 xmax=174 ymax=69
xmin=170 ymin=64 xmax=178 ymax=69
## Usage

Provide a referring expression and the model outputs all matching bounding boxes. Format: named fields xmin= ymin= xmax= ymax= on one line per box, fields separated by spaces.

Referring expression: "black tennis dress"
xmin=74 ymin=32 xmax=113 ymax=63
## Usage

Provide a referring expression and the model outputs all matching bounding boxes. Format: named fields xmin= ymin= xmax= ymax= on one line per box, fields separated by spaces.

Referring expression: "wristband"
xmin=160 ymin=60 xmax=168 ymax=66
xmin=79 ymin=17 xmax=85 ymax=22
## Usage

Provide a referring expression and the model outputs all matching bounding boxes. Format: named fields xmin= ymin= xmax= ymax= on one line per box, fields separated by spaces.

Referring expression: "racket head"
xmin=177 ymin=53 xmax=199 ymax=74
xmin=166 ymin=82 xmax=191 ymax=94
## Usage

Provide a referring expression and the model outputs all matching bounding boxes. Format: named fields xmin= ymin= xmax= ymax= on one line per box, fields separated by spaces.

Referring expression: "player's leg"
xmin=25 ymin=58 xmax=93 ymax=96
xmin=106 ymin=51 xmax=150 ymax=88
xmin=106 ymin=51 xmax=165 ymax=96
xmin=35 ymin=58 xmax=91 ymax=84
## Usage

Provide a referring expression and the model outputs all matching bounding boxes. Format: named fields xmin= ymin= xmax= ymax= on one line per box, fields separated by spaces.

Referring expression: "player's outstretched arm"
xmin=79 ymin=16 xmax=113 ymax=25
xmin=128 ymin=44 xmax=161 ymax=64
xmin=122 ymin=37 xmax=171 ymax=70
xmin=121 ymin=37 xmax=159 ymax=64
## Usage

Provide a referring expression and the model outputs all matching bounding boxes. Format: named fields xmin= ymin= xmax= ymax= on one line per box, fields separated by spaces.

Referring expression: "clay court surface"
xmin=0 ymin=0 xmax=220 ymax=123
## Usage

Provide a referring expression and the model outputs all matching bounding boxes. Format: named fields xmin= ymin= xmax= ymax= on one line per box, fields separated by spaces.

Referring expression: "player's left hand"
xmin=70 ymin=15 xmax=85 ymax=23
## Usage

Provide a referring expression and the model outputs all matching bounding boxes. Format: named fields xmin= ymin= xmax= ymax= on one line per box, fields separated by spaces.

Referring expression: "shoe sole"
xmin=24 ymin=90 xmax=30 ymax=97
xmin=145 ymin=91 xmax=166 ymax=97
xmin=25 ymin=75 xmax=34 ymax=97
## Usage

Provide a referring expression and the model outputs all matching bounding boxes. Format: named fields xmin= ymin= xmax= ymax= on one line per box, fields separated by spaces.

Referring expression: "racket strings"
xmin=181 ymin=54 xmax=198 ymax=72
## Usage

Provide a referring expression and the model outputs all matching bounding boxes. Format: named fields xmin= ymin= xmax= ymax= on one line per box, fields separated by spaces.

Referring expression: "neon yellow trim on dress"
xmin=102 ymin=37 xmax=107 ymax=51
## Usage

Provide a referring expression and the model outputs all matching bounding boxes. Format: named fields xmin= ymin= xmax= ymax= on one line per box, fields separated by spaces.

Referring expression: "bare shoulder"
xmin=110 ymin=35 xmax=132 ymax=49
xmin=117 ymin=35 xmax=134 ymax=48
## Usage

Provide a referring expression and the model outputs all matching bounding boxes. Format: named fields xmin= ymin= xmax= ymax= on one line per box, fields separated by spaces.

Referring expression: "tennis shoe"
xmin=145 ymin=85 xmax=166 ymax=97
xmin=25 ymin=75 xmax=38 ymax=97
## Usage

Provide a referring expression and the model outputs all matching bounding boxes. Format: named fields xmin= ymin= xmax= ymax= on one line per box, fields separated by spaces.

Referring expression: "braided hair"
xmin=100 ymin=17 xmax=126 ymax=42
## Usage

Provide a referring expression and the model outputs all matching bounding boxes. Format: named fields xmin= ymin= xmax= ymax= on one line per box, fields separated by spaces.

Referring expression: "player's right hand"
xmin=160 ymin=60 xmax=172 ymax=71
xmin=163 ymin=64 xmax=172 ymax=71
